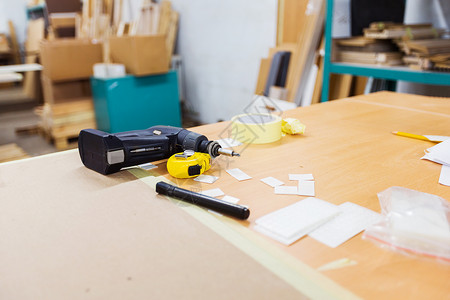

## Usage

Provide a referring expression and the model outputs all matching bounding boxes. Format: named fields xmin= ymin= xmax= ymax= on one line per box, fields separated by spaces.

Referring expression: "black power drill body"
xmin=78 ymin=126 xmax=238 ymax=175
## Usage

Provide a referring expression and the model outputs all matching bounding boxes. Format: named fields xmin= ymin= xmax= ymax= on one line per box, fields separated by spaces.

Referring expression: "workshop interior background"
xmin=0 ymin=0 xmax=449 ymax=162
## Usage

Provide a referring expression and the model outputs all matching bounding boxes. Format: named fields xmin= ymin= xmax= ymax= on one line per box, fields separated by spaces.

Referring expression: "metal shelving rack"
xmin=321 ymin=0 xmax=450 ymax=102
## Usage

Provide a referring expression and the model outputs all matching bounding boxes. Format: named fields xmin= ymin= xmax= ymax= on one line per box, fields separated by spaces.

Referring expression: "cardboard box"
xmin=40 ymin=39 xmax=103 ymax=81
xmin=41 ymin=74 xmax=92 ymax=104
xmin=109 ymin=35 xmax=169 ymax=76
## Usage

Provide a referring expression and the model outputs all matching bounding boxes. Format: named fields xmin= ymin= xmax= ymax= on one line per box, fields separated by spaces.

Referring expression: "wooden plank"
xmin=328 ymin=74 xmax=353 ymax=100
xmin=311 ymin=37 xmax=325 ymax=105
xmin=268 ymin=43 xmax=297 ymax=58
xmin=277 ymin=0 xmax=309 ymax=45
xmin=8 ymin=20 xmax=21 ymax=64
xmin=158 ymin=0 xmax=172 ymax=35
xmin=166 ymin=10 xmax=179 ymax=62
xmin=285 ymin=0 xmax=324 ymax=102
xmin=23 ymin=18 xmax=45 ymax=101
xmin=352 ymin=76 xmax=368 ymax=96
xmin=0 ymin=143 xmax=29 ymax=163
xmin=255 ymin=58 xmax=271 ymax=95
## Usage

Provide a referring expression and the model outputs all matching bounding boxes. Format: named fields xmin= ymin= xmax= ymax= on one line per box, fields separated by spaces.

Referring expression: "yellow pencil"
xmin=392 ymin=131 xmax=431 ymax=142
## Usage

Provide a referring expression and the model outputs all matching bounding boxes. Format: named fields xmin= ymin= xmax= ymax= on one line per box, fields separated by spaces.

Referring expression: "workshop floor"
xmin=0 ymin=87 xmax=57 ymax=161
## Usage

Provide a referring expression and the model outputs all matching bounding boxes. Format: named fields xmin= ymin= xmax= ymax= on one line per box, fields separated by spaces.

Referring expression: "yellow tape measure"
xmin=167 ymin=150 xmax=211 ymax=178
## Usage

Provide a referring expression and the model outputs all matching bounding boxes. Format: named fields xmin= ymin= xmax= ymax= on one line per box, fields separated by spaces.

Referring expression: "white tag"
xmin=226 ymin=168 xmax=252 ymax=181
xmin=201 ymin=188 xmax=225 ymax=197
xmin=216 ymin=138 xmax=242 ymax=148
xmin=261 ymin=177 xmax=284 ymax=187
xmin=274 ymin=185 xmax=298 ymax=195
xmin=439 ymin=165 xmax=450 ymax=186
xmin=222 ymin=195 xmax=240 ymax=204
xmin=138 ymin=162 xmax=157 ymax=170
xmin=298 ymin=180 xmax=315 ymax=196
xmin=194 ymin=174 xmax=219 ymax=184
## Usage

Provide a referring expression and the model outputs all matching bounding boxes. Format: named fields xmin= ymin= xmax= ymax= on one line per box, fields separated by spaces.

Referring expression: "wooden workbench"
xmin=0 ymin=91 xmax=449 ymax=299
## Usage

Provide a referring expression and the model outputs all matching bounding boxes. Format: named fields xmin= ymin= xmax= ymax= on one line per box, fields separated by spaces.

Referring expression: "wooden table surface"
xmin=0 ymin=91 xmax=449 ymax=299
xmin=173 ymin=91 xmax=450 ymax=299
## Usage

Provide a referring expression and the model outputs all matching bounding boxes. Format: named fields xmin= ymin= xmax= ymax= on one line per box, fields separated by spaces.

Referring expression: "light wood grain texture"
xmin=173 ymin=91 xmax=450 ymax=299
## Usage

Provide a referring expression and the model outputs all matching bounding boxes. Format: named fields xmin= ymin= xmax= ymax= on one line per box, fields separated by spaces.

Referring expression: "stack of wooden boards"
xmin=334 ymin=36 xmax=403 ymax=66
xmin=36 ymin=0 xmax=179 ymax=150
xmin=255 ymin=0 xmax=365 ymax=105
xmin=48 ymin=0 xmax=179 ymax=63
xmin=37 ymin=79 xmax=97 ymax=150
xmin=255 ymin=0 xmax=325 ymax=104
xmin=334 ymin=22 xmax=450 ymax=71
xmin=401 ymin=39 xmax=450 ymax=71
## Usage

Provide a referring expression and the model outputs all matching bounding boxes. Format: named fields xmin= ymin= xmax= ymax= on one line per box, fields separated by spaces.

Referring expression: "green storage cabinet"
xmin=90 ymin=71 xmax=181 ymax=133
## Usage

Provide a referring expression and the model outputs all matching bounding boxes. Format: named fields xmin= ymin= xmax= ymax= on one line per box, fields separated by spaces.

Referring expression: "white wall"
xmin=0 ymin=0 xmax=28 ymax=46
xmin=170 ymin=0 xmax=278 ymax=124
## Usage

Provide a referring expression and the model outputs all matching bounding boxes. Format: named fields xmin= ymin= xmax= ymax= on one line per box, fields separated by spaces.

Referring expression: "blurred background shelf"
xmin=322 ymin=0 xmax=450 ymax=102
xmin=329 ymin=62 xmax=450 ymax=86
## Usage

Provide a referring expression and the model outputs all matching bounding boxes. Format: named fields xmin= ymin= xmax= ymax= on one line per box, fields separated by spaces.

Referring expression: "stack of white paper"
xmin=254 ymin=198 xmax=341 ymax=245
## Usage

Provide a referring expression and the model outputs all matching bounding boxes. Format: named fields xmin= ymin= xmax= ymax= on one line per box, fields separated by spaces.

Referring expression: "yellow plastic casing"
xmin=167 ymin=151 xmax=212 ymax=178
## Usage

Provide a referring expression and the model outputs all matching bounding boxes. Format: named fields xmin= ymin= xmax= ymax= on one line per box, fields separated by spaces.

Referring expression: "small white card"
xmin=216 ymin=138 xmax=243 ymax=148
xmin=439 ymin=165 xmax=450 ymax=186
xmin=298 ymin=180 xmax=315 ymax=196
xmin=226 ymin=168 xmax=252 ymax=181
xmin=194 ymin=174 xmax=219 ymax=184
xmin=274 ymin=185 xmax=298 ymax=195
xmin=222 ymin=195 xmax=240 ymax=204
xmin=308 ymin=202 xmax=382 ymax=248
xmin=289 ymin=173 xmax=314 ymax=181
xmin=201 ymin=188 xmax=225 ymax=197
xmin=138 ymin=162 xmax=157 ymax=170
xmin=261 ymin=177 xmax=284 ymax=187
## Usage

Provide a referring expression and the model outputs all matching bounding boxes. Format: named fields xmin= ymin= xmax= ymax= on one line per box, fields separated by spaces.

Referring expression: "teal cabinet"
xmin=91 ymin=71 xmax=181 ymax=133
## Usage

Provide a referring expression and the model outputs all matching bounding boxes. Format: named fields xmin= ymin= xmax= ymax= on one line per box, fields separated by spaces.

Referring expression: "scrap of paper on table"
xmin=298 ymin=180 xmax=315 ymax=196
xmin=226 ymin=168 xmax=252 ymax=181
xmin=216 ymin=138 xmax=243 ymax=148
xmin=274 ymin=185 xmax=298 ymax=195
xmin=308 ymin=202 xmax=382 ymax=248
xmin=439 ymin=165 xmax=450 ymax=186
xmin=254 ymin=197 xmax=341 ymax=245
xmin=222 ymin=195 xmax=240 ymax=204
xmin=201 ymin=188 xmax=225 ymax=197
xmin=194 ymin=174 xmax=219 ymax=184
xmin=422 ymin=139 xmax=450 ymax=166
xmin=138 ymin=162 xmax=158 ymax=170
xmin=261 ymin=177 xmax=284 ymax=187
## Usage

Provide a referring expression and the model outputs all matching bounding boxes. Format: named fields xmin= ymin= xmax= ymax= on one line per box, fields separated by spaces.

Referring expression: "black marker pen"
xmin=155 ymin=181 xmax=250 ymax=220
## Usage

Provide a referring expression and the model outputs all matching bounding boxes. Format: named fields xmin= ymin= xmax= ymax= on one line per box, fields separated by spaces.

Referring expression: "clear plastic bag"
xmin=363 ymin=186 xmax=450 ymax=263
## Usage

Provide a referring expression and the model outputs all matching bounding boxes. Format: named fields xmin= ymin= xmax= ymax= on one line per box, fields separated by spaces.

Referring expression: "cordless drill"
xmin=78 ymin=126 xmax=240 ymax=175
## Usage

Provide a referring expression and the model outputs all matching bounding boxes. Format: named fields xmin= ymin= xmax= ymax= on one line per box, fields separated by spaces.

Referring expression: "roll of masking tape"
xmin=230 ymin=113 xmax=282 ymax=144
